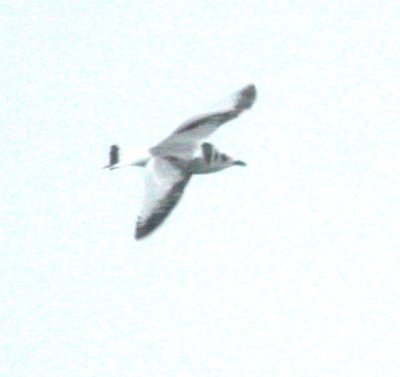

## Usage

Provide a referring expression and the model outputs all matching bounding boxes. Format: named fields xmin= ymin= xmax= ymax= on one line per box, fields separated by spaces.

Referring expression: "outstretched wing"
xmin=135 ymin=157 xmax=191 ymax=240
xmin=150 ymin=84 xmax=257 ymax=159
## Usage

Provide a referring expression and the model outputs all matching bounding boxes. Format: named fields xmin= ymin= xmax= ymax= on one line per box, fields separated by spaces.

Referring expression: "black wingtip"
xmin=135 ymin=219 xmax=153 ymax=240
xmin=236 ymin=84 xmax=257 ymax=111
xmin=134 ymin=175 xmax=192 ymax=240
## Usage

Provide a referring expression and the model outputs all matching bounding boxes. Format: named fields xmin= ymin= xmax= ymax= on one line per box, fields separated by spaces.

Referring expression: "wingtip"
xmin=134 ymin=217 xmax=155 ymax=240
xmin=245 ymin=83 xmax=256 ymax=91
xmin=134 ymin=225 xmax=152 ymax=241
xmin=237 ymin=84 xmax=257 ymax=110
xmin=134 ymin=226 xmax=144 ymax=240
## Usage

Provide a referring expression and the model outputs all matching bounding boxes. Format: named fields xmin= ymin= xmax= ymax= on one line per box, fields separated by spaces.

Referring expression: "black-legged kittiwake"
xmin=104 ymin=84 xmax=257 ymax=240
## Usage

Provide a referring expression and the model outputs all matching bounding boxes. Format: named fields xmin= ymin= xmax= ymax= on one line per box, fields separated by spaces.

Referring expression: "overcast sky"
xmin=1 ymin=1 xmax=399 ymax=376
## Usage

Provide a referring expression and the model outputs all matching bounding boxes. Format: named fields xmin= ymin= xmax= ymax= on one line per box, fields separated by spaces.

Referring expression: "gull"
xmin=104 ymin=84 xmax=257 ymax=239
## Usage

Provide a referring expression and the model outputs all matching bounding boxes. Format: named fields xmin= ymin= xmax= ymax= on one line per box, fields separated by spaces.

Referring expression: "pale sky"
xmin=1 ymin=1 xmax=399 ymax=376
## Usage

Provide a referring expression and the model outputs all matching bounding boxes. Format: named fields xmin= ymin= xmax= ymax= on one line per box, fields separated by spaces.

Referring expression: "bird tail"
xmin=103 ymin=144 xmax=149 ymax=170
xmin=103 ymin=144 xmax=120 ymax=169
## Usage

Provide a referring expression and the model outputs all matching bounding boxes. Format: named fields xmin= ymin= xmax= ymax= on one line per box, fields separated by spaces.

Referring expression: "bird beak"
xmin=234 ymin=160 xmax=247 ymax=167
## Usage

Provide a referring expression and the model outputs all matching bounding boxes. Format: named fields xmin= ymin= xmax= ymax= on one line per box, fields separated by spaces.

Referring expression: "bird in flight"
xmin=104 ymin=84 xmax=257 ymax=240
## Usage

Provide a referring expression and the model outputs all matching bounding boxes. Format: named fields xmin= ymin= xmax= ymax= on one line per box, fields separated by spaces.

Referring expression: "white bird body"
xmin=105 ymin=84 xmax=257 ymax=239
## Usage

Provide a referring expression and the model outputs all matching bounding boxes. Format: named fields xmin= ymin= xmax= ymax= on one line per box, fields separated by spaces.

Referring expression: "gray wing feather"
xmin=174 ymin=83 xmax=257 ymax=135
xmin=135 ymin=157 xmax=191 ymax=240
xmin=150 ymin=84 xmax=257 ymax=159
xmin=135 ymin=174 xmax=191 ymax=240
